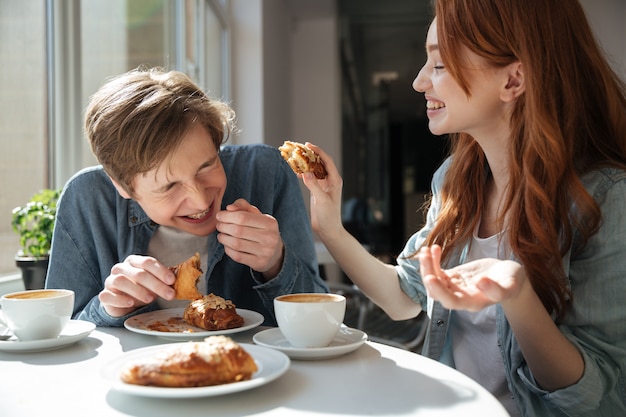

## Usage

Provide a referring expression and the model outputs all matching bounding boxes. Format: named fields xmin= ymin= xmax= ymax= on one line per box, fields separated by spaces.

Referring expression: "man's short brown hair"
xmin=84 ymin=67 xmax=236 ymax=195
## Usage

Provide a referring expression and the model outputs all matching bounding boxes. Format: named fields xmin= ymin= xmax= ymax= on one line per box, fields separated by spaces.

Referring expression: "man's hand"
xmin=216 ymin=198 xmax=284 ymax=280
xmin=99 ymin=255 xmax=176 ymax=317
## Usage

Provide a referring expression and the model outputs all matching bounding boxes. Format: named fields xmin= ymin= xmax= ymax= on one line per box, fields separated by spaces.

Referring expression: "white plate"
xmin=102 ymin=342 xmax=290 ymax=398
xmin=124 ymin=308 xmax=264 ymax=340
xmin=0 ymin=320 xmax=96 ymax=353
xmin=252 ymin=326 xmax=367 ymax=360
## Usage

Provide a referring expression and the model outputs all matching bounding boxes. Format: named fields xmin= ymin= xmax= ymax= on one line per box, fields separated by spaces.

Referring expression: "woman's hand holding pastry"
xmin=99 ymin=255 xmax=176 ymax=317
xmin=216 ymin=198 xmax=284 ymax=280
xmin=418 ymin=245 xmax=528 ymax=312
xmin=300 ymin=143 xmax=344 ymax=239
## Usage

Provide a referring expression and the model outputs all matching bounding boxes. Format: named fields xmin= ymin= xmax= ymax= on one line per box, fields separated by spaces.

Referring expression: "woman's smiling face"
xmin=123 ymin=123 xmax=227 ymax=236
xmin=412 ymin=18 xmax=514 ymax=140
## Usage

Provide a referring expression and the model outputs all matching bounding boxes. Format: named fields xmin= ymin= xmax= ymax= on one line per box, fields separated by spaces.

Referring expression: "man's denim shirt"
xmin=395 ymin=158 xmax=626 ymax=416
xmin=46 ymin=144 xmax=328 ymax=327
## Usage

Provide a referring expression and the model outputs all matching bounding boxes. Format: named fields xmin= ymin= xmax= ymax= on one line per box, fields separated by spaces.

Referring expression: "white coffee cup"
xmin=0 ymin=289 xmax=74 ymax=341
xmin=274 ymin=293 xmax=346 ymax=348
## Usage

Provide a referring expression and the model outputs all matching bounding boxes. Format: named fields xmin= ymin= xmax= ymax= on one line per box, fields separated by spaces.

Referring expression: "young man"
xmin=46 ymin=68 xmax=328 ymax=326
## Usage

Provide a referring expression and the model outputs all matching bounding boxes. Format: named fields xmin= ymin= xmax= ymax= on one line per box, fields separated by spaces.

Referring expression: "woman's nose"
xmin=412 ymin=66 xmax=429 ymax=92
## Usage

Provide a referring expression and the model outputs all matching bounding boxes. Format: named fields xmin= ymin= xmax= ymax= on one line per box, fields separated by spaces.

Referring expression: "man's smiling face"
xmin=123 ymin=123 xmax=226 ymax=236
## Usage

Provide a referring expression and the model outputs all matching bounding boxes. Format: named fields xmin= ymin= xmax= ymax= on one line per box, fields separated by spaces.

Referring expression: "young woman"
xmin=302 ymin=0 xmax=626 ymax=415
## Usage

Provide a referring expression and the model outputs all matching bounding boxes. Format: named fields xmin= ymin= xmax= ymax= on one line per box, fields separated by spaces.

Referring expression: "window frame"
xmin=46 ymin=0 xmax=230 ymax=189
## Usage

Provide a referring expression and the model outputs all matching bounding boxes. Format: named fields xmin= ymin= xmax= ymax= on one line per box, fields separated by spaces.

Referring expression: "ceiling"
xmin=288 ymin=0 xmax=433 ymax=123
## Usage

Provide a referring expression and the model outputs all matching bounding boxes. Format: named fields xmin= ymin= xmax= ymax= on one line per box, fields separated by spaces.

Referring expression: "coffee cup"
xmin=0 ymin=289 xmax=74 ymax=341
xmin=274 ymin=293 xmax=346 ymax=348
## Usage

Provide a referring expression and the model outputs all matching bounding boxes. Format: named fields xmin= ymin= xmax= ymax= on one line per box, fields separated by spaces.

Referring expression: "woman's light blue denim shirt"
xmin=46 ymin=144 xmax=328 ymax=327
xmin=395 ymin=158 xmax=626 ymax=416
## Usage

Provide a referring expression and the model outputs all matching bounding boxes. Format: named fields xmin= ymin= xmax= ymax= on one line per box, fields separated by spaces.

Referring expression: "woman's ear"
xmin=109 ymin=176 xmax=132 ymax=199
xmin=501 ymin=62 xmax=525 ymax=102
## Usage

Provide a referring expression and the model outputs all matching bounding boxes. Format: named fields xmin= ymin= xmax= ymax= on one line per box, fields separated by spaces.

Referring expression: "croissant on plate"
xmin=183 ymin=293 xmax=245 ymax=331
xmin=120 ymin=335 xmax=258 ymax=387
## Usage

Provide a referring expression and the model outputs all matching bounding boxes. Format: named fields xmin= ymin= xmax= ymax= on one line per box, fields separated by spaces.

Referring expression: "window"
xmin=0 ymin=1 xmax=47 ymax=275
xmin=0 ymin=0 xmax=229 ymax=278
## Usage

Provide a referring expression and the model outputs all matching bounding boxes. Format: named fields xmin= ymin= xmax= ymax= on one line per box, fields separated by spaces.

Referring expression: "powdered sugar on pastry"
xmin=120 ymin=335 xmax=258 ymax=387
xmin=183 ymin=293 xmax=245 ymax=330
xmin=279 ymin=140 xmax=327 ymax=179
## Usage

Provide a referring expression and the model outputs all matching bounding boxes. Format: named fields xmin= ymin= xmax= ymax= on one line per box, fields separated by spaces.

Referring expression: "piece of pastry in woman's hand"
xmin=169 ymin=252 xmax=203 ymax=300
xmin=278 ymin=140 xmax=327 ymax=179
xmin=183 ymin=293 xmax=245 ymax=330
xmin=120 ymin=335 xmax=258 ymax=387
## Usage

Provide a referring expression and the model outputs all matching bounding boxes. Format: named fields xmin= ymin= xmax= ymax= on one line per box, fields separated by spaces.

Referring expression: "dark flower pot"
xmin=15 ymin=256 xmax=49 ymax=290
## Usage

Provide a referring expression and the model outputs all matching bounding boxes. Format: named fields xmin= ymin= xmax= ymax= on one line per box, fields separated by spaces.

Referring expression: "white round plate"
xmin=102 ymin=343 xmax=290 ymax=398
xmin=252 ymin=326 xmax=367 ymax=360
xmin=0 ymin=320 xmax=96 ymax=353
xmin=124 ymin=308 xmax=264 ymax=340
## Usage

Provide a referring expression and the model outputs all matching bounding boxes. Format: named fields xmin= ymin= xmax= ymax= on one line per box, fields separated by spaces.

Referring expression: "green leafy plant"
xmin=11 ymin=188 xmax=61 ymax=258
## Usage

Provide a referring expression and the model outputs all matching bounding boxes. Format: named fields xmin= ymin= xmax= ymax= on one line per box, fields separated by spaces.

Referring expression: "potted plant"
xmin=11 ymin=188 xmax=60 ymax=290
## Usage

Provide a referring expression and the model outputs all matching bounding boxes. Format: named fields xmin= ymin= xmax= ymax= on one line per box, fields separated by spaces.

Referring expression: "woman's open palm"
xmin=418 ymin=245 xmax=527 ymax=311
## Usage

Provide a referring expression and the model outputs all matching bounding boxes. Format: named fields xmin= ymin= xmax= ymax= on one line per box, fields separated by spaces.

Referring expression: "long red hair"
xmin=426 ymin=0 xmax=626 ymax=319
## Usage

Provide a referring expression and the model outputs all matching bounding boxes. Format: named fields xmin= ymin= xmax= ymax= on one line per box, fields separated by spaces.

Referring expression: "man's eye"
xmin=161 ymin=183 xmax=178 ymax=194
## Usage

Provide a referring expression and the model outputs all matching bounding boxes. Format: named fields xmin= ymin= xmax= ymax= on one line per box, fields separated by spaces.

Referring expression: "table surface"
xmin=0 ymin=324 xmax=510 ymax=417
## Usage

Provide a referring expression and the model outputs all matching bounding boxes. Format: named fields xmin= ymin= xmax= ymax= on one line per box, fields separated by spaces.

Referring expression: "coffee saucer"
xmin=0 ymin=320 xmax=95 ymax=353
xmin=253 ymin=326 xmax=367 ymax=360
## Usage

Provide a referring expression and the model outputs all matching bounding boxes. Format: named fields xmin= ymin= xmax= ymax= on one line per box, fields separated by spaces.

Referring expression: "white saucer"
xmin=0 ymin=320 xmax=96 ymax=353
xmin=253 ymin=326 xmax=367 ymax=360
xmin=102 ymin=343 xmax=290 ymax=398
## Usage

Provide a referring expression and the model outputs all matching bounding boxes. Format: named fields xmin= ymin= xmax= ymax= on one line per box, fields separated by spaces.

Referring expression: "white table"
xmin=0 ymin=326 xmax=509 ymax=417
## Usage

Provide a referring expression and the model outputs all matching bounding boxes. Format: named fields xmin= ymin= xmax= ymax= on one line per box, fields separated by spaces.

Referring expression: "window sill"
xmin=0 ymin=273 xmax=24 ymax=296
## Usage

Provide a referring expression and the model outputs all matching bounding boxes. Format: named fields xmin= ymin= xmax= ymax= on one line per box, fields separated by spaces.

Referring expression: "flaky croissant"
xmin=279 ymin=140 xmax=327 ymax=179
xmin=169 ymin=252 xmax=203 ymax=300
xmin=120 ymin=336 xmax=258 ymax=387
xmin=183 ymin=293 xmax=245 ymax=331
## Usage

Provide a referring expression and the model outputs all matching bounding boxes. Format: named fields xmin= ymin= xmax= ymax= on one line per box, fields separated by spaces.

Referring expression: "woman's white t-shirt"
xmin=449 ymin=230 xmax=519 ymax=416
